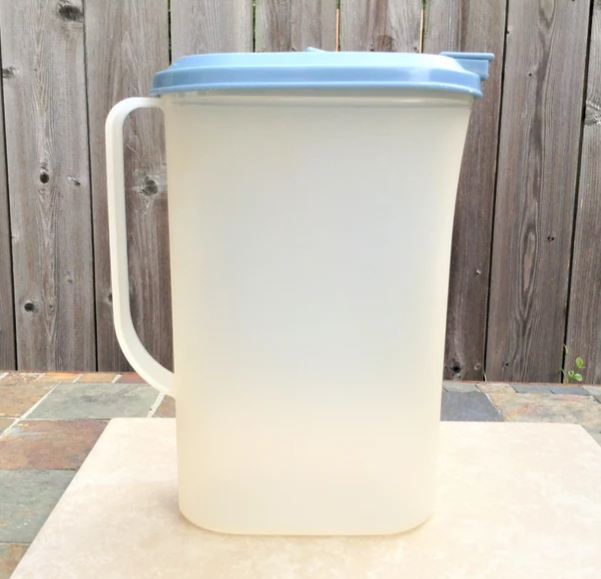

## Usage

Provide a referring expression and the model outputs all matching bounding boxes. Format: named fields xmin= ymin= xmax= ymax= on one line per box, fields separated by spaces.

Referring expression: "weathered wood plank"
xmin=171 ymin=0 xmax=252 ymax=58
xmin=256 ymin=0 xmax=338 ymax=52
xmin=566 ymin=0 xmax=601 ymax=384
xmin=0 ymin=0 xmax=95 ymax=370
xmin=85 ymin=0 xmax=172 ymax=371
xmin=0 ymin=46 xmax=16 ymax=369
xmin=340 ymin=0 xmax=421 ymax=52
xmin=486 ymin=0 xmax=590 ymax=382
xmin=423 ymin=0 xmax=507 ymax=380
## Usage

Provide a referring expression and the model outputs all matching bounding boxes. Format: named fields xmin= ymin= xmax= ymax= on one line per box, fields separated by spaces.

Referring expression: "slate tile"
xmin=0 ymin=420 xmax=107 ymax=469
xmin=489 ymin=393 xmax=601 ymax=431
xmin=0 ymin=543 xmax=28 ymax=579
xmin=153 ymin=396 xmax=175 ymax=418
xmin=0 ymin=383 xmax=55 ymax=419
xmin=441 ymin=391 xmax=503 ymax=422
xmin=75 ymin=373 xmax=118 ymax=383
xmin=511 ymin=384 xmax=554 ymax=394
xmin=29 ymin=383 xmax=158 ymax=420
xmin=0 ymin=419 xmax=14 ymax=436
xmin=116 ymin=373 xmax=147 ymax=384
xmin=33 ymin=373 xmax=80 ymax=383
xmin=476 ymin=382 xmax=514 ymax=394
xmin=548 ymin=385 xmax=589 ymax=396
xmin=0 ymin=374 xmax=42 ymax=385
xmin=443 ymin=382 xmax=479 ymax=393
xmin=584 ymin=386 xmax=601 ymax=403
xmin=0 ymin=470 xmax=74 ymax=543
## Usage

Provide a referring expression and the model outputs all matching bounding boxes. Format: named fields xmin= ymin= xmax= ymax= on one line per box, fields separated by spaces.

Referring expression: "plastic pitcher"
xmin=106 ymin=50 xmax=492 ymax=536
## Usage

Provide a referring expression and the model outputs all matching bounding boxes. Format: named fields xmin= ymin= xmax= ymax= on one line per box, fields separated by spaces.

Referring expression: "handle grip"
xmin=106 ymin=97 xmax=175 ymax=396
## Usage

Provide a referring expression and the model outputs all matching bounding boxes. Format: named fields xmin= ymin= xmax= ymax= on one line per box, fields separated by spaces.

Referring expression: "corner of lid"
xmin=440 ymin=52 xmax=494 ymax=80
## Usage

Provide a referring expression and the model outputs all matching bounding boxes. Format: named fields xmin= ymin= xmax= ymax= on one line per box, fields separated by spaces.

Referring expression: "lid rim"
xmin=150 ymin=81 xmax=482 ymax=98
xmin=151 ymin=51 xmax=490 ymax=99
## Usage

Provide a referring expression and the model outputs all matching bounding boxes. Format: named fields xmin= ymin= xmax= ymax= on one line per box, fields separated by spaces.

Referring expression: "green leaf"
xmin=564 ymin=344 xmax=569 ymax=356
xmin=574 ymin=373 xmax=583 ymax=382
xmin=576 ymin=357 xmax=584 ymax=369
xmin=568 ymin=370 xmax=575 ymax=378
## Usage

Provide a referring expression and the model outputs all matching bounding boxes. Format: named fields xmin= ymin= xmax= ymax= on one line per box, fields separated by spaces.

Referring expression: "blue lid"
xmin=151 ymin=49 xmax=493 ymax=98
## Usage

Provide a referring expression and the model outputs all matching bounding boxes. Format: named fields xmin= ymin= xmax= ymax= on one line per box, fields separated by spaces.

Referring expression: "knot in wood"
xmin=141 ymin=176 xmax=159 ymax=197
xmin=585 ymin=101 xmax=601 ymax=126
xmin=2 ymin=67 xmax=15 ymax=79
xmin=57 ymin=1 xmax=83 ymax=23
xmin=373 ymin=35 xmax=395 ymax=52
xmin=23 ymin=300 xmax=36 ymax=313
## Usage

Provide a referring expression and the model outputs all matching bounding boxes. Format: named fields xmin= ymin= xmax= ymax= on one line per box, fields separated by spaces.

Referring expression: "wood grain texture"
xmin=0 ymin=0 xmax=95 ymax=370
xmin=423 ymin=0 xmax=507 ymax=380
xmin=256 ymin=0 xmax=338 ymax=52
xmin=85 ymin=0 xmax=172 ymax=371
xmin=171 ymin=0 xmax=252 ymax=58
xmin=340 ymin=0 xmax=421 ymax=52
xmin=566 ymin=0 xmax=601 ymax=384
xmin=487 ymin=0 xmax=590 ymax=382
xmin=0 ymin=44 xmax=16 ymax=369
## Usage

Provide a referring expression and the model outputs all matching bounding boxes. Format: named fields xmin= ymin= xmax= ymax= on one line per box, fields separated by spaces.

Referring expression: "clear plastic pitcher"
xmin=106 ymin=50 xmax=492 ymax=536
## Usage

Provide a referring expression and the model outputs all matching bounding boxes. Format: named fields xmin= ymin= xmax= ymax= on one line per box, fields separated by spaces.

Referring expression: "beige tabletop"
xmin=10 ymin=418 xmax=601 ymax=579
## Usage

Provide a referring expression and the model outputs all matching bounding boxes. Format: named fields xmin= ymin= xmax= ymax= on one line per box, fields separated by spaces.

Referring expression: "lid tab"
xmin=439 ymin=52 xmax=494 ymax=81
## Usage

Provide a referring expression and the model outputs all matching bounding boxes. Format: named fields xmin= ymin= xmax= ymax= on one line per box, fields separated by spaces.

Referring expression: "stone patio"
xmin=0 ymin=371 xmax=600 ymax=578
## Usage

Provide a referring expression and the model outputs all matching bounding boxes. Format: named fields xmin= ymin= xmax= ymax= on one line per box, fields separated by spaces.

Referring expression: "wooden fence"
xmin=0 ymin=0 xmax=599 ymax=384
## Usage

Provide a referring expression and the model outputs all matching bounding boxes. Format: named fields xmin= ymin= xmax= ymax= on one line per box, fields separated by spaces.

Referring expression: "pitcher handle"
xmin=106 ymin=97 xmax=175 ymax=396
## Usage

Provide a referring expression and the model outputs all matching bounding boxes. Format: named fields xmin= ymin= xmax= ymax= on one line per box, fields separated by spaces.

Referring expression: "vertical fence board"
xmin=566 ymin=1 xmax=601 ymax=383
xmin=0 ymin=0 xmax=95 ymax=370
xmin=423 ymin=0 xmax=506 ymax=380
xmin=487 ymin=0 xmax=590 ymax=382
xmin=171 ymin=0 xmax=253 ymax=58
xmin=0 ymin=44 xmax=15 ymax=369
xmin=340 ymin=0 xmax=421 ymax=52
xmin=256 ymin=0 xmax=338 ymax=52
xmin=85 ymin=0 xmax=172 ymax=371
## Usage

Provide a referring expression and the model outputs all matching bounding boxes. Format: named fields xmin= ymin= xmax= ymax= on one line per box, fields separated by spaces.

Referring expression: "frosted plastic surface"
xmin=158 ymin=92 xmax=473 ymax=534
